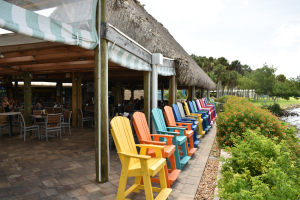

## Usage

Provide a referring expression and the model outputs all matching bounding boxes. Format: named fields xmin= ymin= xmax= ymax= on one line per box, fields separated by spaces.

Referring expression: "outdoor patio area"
xmin=0 ymin=123 xmax=216 ymax=200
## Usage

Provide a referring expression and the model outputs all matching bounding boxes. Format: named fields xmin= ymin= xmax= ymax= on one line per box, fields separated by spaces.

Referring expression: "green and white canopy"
xmin=158 ymin=66 xmax=176 ymax=76
xmin=108 ymin=42 xmax=152 ymax=71
xmin=0 ymin=0 xmax=98 ymax=50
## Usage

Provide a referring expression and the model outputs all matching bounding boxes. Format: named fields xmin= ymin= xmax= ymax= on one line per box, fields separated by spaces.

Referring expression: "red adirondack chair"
xmin=132 ymin=112 xmax=181 ymax=187
xmin=163 ymin=106 xmax=197 ymax=156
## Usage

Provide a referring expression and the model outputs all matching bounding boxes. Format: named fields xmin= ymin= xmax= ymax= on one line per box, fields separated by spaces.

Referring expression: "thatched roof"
xmin=107 ymin=0 xmax=216 ymax=90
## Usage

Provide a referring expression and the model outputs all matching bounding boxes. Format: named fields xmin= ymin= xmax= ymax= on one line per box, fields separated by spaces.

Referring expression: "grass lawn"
xmin=249 ymin=97 xmax=300 ymax=108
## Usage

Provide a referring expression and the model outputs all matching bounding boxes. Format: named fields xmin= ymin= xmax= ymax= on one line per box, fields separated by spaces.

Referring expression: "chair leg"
xmin=69 ymin=124 xmax=71 ymax=135
xmin=46 ymin=130 xmax=48 ymax=142
xmin=140 ymin=160 xmax=154 ymax=200
xmin=116 ymin=158 xmax=130 ymax=199
xmin=60 ymin=128 xmax=62 ymax=139
xmin=78 ymin=119 xmax=79 ymax=128
xmin=82 ymin=121 xmax=83 ymax=129
xmin=24 ymin=129 xmax=26 ymax=141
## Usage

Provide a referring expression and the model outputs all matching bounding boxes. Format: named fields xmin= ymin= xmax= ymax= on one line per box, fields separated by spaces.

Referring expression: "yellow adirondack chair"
xmin=110 ymin=117 xmax=172 ymax=200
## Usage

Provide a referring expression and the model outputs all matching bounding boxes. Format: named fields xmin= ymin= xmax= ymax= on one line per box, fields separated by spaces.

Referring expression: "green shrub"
xmin=217 ymin=129 xmax=300 ymax=199
xmin=216 ymin=96 xmax=298 ymax=150
xmin=261 ymin=103 xmax=282 ymax=115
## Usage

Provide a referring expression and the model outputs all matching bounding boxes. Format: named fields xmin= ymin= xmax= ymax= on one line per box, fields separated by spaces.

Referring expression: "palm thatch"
xmin=108 ymin=0 xmax=216 ymax=90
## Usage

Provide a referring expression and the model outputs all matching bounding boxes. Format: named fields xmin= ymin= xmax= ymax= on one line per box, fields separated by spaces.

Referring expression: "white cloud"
xmin=272 ymin=23 xmax=300 ymax=47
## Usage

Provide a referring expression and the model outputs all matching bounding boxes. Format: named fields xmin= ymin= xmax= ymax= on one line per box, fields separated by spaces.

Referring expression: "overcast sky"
xmin=139 ymin=0 xmax=300 ymax=78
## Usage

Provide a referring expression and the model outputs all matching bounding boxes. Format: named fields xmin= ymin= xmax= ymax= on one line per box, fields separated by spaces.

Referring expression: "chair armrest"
xmin=166 ymin=127 xmax=185 ymax=137
xmin=182 ymin=118 xmax=196 ymax=121
xmin=184 ymin=116 xmax=198 ymax=119
xmin=151 ymin=134 xmax=174 ymax=138
xmin=151 ymin=134 xmax=173 ymax=145
xmin=166 ymin=127 xmax=186 ymax=131
xmin=177 ymin=121 xmax=193 ymax=125
xmin=157 ymin=130 xmax=178 ymax=135
xmin=136 ymin=144 xmax=164 ymax=150
xmin=140 ymin=140 xmax=166 ymax=145
xmin=118 ymin=152 xmax=151 ymax=160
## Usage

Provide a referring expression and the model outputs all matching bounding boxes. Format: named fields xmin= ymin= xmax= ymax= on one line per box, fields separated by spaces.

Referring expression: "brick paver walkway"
xmin=0 ymin=123 xmax=216 ymax=200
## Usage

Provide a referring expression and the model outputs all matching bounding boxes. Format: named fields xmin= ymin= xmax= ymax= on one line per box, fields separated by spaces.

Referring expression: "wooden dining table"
xmin=0 ymin=112 xmax=21 ymax=136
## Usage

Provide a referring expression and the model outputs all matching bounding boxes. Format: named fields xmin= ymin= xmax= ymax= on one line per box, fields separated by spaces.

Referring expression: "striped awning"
xmin=108 ymin=42 xmax=152 ymax=71
xmin=158 ymin=66 xmax=176 ymax=76
xmin=0 ymin=0 xmax=98 ymax=50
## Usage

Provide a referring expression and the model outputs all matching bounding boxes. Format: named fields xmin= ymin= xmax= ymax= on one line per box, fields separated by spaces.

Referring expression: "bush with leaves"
xmin=217 ymin=129 xmax=300 ymax=199
xmin=261 ymin=103 xmax=282 ymax=115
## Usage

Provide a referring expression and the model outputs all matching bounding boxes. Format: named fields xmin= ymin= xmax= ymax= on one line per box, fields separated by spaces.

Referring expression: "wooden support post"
xmin=72 ymin=73 xmax=78 ymax=127
xmin=24 ymin=72 xmax=32 ymax=133
xmin=14 ymin=81 xmax=18 ymax=100
xmin=168 ymin=76 xmax=175 ymax=106
xmin=161 ymin=83 xmax=164 ymax=101
xmin=150 ymin=72 xmax=153 ymax=134
xmin=174 ymin=76 xmax=178 ymax=103
xmin=191 ymin=86 xmax=195 ymax=100
xmin=187 ymin=86 xmax=192 ymax=101
xmin=131 ymin=88 xmax=134 ymax=100
xmin=144 ymin=71 xmax=150 ymax=126
xmin=8 ymin=76 xmax=12 ymax=98
xmin=207 ymin=89 xmax=210 ymax=99
xmin=114 ymin=81 xmax=122 ymax=105
xmin=201 ymin=88 xmax=204 ymax=98
xmin=76 ymin=73 xmax=82 ymax=109
xmin=56 ymin=82 xmax=63 ymax=105
xmin=94 ymin=0 xmax=109 ymax=184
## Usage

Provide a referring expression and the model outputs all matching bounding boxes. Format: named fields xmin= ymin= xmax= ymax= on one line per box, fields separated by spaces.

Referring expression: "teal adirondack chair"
xmin=151 ymin=108 xmax=191 ymax=169
xmin=192 ymin=101 xmax=211 ymax=130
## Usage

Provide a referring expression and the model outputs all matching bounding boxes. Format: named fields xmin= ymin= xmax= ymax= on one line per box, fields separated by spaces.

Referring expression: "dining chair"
xmin=54 ymin=107 xmax=63 ymax=114
xmin=45 ymin=107 xmax=54 ymax=114
xmin=41 ymin=114 xmax=62 ymax=142
xmin=59 ymin=110 xmax=72 ymax=135
xmin=0 ymin=122 xmax=10 ymax=137
xmin=77 ymin=108 xmax=93 ymax=129
xmin=19 ymin=114 xmax=39 ymax=141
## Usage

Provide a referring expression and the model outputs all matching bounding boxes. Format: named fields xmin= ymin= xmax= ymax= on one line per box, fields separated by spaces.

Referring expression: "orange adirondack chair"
xmin=132 ymin=112 xmax=181 ymax=186
xmin=163 ymin=106 xmax=197 ymax=156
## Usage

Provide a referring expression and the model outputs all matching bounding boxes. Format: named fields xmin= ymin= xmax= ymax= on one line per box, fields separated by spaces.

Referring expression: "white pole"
xmin=152 ymin=64 xmax=158 ymax=134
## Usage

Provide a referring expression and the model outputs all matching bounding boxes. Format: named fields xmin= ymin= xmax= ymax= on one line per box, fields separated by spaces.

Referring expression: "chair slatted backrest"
xmin=195 ymin=100 xmax=202 ymax=110
xmin=19 ymin=114 xmax=25 ymax=127
xmin=63 ymin=110 xmax=72 ymax=119
xmin=183 ymin=102 xmax=192 ymax=115
xmin=77 ymin=108 xmax=83 ymax=118
xmin=33 ymin=110 xmax=41 ymax=115
xmin=151 ymin=108 xmax=168 ymax=132
xmin=188 ymin=101 xmax=196 ymax=113
xmin=172 ymin=104 xmax=183 ymax=122
xmin=54 ymin=108 xmax=63 ymax=114
xmin=163 ymin=106 xmax=177 ymax=127
xmin=47 ymin=114 xmax=60 ymax=124
xmin=19 ymin=109 xmax=25 ymax=115
xmin=199 ymin=99 xmax=205 ymax=107
xmin=45 ymin=107 xmax=54 ymax=114
xmin=110 ymin=117 xmax=139 ymax=166
xmin=177 ymin=102 xmax=186 ymax=118
xmin=124 ymin=105 xmax=133 ymax=113
xmin=192 ymin=101 xmax=199 ymax=112
xmin=132 ymin=112 xmax=152 ymax=142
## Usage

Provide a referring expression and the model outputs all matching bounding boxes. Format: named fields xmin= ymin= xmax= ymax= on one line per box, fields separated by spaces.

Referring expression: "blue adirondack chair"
xmin=188 ymin=101 xmax=211 ymax=131
xmin=172 ymin=104 xmax=200 ymax=147
xmin=151 ymin=108 xmax=191 ymax=169
xmin=192 ymin=101 xmax=213 ymax=127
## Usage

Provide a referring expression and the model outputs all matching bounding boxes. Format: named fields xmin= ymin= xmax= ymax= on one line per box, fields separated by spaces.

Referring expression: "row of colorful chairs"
xmin=110 ymin=98 xmax=217 ymax=200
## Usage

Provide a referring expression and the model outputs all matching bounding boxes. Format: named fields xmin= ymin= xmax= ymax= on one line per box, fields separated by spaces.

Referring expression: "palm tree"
xmin=214 ymin=64 xmax=227 ymax=97
xmin=276 ymin=74 xmax=286 ymax=83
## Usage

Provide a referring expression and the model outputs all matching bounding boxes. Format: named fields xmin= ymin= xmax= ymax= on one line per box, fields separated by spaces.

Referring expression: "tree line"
xmin=191 ymin=54 xmax=300 ymax=104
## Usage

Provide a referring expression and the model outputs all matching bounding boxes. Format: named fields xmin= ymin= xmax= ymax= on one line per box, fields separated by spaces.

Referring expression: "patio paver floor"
xmin=0 ymin=123 xmax=216 ymax=200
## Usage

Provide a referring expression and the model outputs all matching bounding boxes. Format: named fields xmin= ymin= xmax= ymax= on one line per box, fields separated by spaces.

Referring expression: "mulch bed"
xmin=194 ymin=137 xmax=220 ymax=200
